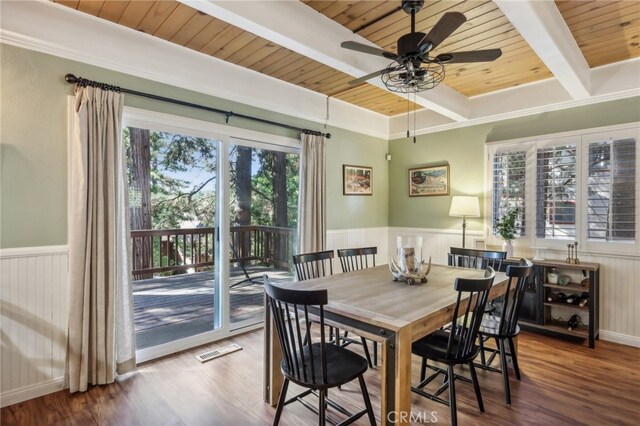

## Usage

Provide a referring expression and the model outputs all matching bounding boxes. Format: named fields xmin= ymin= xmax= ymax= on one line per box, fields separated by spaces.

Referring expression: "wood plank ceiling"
xmin=555 ymin=0 xmax=640 ymax=68
xmin=53 ymin=1 xmax=639 ymax=117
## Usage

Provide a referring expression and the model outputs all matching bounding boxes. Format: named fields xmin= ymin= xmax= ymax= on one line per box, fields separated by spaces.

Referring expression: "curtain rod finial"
xmin=65 ymin=74 xmax=78 ymax=84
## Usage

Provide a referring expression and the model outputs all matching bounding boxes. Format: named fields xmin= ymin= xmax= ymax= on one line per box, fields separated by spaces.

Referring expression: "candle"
xmin=400 ymin=247 xmax=416 ymax=272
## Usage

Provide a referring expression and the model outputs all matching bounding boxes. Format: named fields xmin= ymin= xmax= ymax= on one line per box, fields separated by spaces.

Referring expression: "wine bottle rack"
xmin=504 ymin=258 xmax=600 ymax=348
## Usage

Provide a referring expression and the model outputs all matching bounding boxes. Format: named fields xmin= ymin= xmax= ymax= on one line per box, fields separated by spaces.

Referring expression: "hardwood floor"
xmin=2 ymin=330 xmax=639 ymax=425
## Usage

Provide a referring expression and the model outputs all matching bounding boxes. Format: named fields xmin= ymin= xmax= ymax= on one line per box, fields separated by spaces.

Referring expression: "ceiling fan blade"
xmin=436 ymin=49 xmax=502 ymax=63
xmin=347 ymin=69 xmax=385 ymax=87
xmin=341 ymin=41 xmax=398 ymax=60
xmin=419 ymin=12 xmax=466 ymax=51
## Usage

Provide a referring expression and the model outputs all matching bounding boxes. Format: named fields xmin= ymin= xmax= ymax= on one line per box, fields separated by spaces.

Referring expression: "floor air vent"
xmin=195 ymin=343 xmax=242 ymax=363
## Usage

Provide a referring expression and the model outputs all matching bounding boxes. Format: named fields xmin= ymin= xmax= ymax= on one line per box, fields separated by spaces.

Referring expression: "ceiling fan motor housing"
xmin=402 ymin=0 xmax=424 ymax=14
xmin=398 ymin=32 xmax=427 ymax=58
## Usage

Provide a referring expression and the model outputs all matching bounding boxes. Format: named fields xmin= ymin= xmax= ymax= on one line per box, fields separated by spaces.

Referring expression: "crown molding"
xmin=389 ymin=59 xmax=640 ymax=139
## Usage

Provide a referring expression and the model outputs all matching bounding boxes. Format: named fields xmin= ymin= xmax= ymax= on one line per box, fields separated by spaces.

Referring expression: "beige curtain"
xmin=297 ymin=133 xmax=327 ymax=253
xmin=68 ymin=85 xmax=136 ymax=393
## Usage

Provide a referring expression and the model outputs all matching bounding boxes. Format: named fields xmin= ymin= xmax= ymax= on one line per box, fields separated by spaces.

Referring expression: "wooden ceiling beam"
xmin=495 ymin=0 xmax=590 ymax=99
xmin=179 ymin=0 xmax=471 ymax=121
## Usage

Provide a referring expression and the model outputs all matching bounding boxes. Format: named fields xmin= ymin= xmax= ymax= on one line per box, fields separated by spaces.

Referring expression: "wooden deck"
xmin=133 ymin=266 xmax=293 ymax=349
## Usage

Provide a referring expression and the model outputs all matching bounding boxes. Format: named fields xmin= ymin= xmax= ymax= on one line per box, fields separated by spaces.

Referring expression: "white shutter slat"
xmin=587 ymin=138 xmax=636 ymax=243
xmin=492 ymin=150 xmax=526 ymax=237
xmin=535 ymin=144 xmax=577 ymax=240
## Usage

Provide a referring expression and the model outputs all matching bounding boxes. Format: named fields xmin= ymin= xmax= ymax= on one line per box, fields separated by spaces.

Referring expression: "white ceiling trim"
xmin=0 ymin=0 xmax=389 ymax=139
xmin=180 ymin=0 xmax=471 ymax=121
xmin=494 ymin=0 xmax=591 ymax=99
xmin=389 ymin=59 xmax=640 ymax=140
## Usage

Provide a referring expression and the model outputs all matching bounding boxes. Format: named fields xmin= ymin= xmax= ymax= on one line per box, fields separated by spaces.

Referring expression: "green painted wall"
xmin=389 ymin=97 xmax=640 ymax=230
xmin=0 ymin=44 xmax=388 ymax=248
xmin=2 ymin=43 xmax=638 ymax=248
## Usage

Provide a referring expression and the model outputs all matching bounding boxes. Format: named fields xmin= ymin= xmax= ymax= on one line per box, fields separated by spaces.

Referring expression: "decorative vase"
xmin=502 ymin=240 xmax=513 ymax=258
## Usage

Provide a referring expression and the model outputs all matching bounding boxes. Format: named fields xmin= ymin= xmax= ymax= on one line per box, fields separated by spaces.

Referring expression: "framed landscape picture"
xmin=409 ymin=165 xmax=450 ymax=196
xmin=343 ymin=165 xmax=372 ymax=195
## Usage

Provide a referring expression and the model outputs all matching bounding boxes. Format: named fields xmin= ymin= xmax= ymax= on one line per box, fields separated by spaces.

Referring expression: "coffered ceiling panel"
xmin=555 ymin=0 xmax=640 ymax=68
xmin=305 ymin=0 xmax=553 ymax=96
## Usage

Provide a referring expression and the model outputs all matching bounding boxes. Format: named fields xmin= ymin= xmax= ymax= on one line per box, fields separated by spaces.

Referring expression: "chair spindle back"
xmin=448 ymin=247 xmax=507 ymax=271
xmin=447 ymin=268 xmax=496 ymax=360
xmin=497 ymin=258 xmax=533 ymax=335
xmin=337 ymin=247 xmax=377 ymax=273
xmin=292 ymin=250 xmax=335 ymax=281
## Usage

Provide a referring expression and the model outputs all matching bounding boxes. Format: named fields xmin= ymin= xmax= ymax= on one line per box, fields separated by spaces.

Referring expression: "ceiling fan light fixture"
xmin=341 ymin=2 xmax=500 ymax=93
xmin=381 ymin=60 xmax=445 ymax=93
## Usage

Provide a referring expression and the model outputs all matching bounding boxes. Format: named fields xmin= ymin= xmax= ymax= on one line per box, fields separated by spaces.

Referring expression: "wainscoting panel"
xmin=0 ymin=246 xmax=69 ymax=407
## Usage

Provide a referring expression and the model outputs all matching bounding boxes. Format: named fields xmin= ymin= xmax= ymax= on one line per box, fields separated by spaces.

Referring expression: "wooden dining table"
xmin=263 ymin=264 xmax=509 ymax=425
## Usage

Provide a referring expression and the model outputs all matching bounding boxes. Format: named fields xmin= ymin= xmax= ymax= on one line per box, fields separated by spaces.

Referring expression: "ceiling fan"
xmin=341 ymin=0 xmax=502 ymax=93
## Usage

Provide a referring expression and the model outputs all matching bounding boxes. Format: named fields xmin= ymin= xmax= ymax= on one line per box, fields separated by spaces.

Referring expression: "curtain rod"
xmin=64 ymin=74 xmax=331 ymax=139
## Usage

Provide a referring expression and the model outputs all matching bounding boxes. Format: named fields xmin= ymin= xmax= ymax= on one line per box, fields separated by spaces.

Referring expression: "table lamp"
xmin=449 ymin=196 xmax=480 ymax=248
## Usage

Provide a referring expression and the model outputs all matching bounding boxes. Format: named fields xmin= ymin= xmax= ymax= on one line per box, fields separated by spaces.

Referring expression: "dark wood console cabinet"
xmin=503 ymin=258 xmax=600 ymax=348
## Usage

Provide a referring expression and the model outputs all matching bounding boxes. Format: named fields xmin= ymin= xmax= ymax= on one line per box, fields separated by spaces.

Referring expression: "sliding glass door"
xmin=228 ymin=138 xmax=298 ymax=329
xmin=124 ymin=110 xmax=301 ymax=359
xmin=126 ymin=125 xmax=222 ymax=350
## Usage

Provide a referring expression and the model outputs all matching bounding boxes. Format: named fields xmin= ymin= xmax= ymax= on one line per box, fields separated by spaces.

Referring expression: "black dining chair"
xmin=476 ymin=258 xmax=533 ymax=405
xmin=448 ymin=247 xmax=507 ymax=364
xmin=336 ymin=247 xmax=378 ymax=367
xmin=447 ymin=247 xmax=507 ymax=312
xmin=292 ymin=250 xmax=341 ymax=348
xmin=411 ymin=267 xmax=496 ymax=426
xmin=292 ymin=250 xmax=335 ymax=281
xmin=264 ymin=276 xmax=376 ymax=426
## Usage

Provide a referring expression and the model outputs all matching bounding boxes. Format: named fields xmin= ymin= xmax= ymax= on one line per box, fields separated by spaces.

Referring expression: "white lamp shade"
xmin=449 ymin=196 xmax=480 ymax=218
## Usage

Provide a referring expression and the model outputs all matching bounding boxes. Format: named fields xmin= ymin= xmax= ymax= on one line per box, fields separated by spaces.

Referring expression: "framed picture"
xmin=343 ymin=165 xmax=372 ymax=195
xmin=409 ymin=165 xmax=450 ymax=197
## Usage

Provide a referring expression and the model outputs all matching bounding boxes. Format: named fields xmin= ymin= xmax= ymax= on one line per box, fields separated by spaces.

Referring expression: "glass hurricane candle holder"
xmin=397 ymin=235 xmax=423 ymax=273
xmin=390 ymin=235 xmax=431 ymax=285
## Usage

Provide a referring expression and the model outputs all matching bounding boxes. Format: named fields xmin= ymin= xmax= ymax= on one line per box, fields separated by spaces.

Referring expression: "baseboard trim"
xmin=599 ymin=330 xmax=640 ymax=348
xmin=0 ymin=377 xmax=66 ymax=408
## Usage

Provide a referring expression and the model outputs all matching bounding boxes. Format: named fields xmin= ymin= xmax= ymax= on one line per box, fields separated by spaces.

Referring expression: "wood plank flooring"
xmin=2 ymin=330 xmax=639 ymax=425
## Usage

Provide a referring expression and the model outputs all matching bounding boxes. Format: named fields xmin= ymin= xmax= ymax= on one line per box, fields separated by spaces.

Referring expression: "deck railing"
xmin=130 ymin=225 xmax=296 ymax=280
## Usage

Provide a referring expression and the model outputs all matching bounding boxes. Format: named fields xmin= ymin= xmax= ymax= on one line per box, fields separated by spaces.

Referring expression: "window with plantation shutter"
xmin=492 ymin=150 xmax=526 ymax=237
xmin=487 ymin=125 xmax=638 ymax=255
xmin=536 ymin=145 xmax=577 ymax=239
xmin=587 ymin=138 xmax=636 ymax=243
